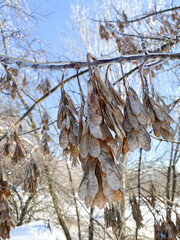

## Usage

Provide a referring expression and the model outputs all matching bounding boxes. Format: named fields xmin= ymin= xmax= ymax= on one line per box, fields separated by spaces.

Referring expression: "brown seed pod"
xmin=0 ymin=167 xmax=15 ymax=239
xmin=24 ymin=160 xmax=40 ymax=195
xmin=122 ymin=87 xmax=152 ymax=153
xmin=130 ymin=194 xmax=143 ymax=228
xmin=143 ymin=91 xmax=175 ymax=141
xmin=12 ymin=141 xmax=25 ymax=164
xmin=77 ymin=74 xmax=123 ymax=208
xmin=57 ymin=90 xmax=80 ymax=164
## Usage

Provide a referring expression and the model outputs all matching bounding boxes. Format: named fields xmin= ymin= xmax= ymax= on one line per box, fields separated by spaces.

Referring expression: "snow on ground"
xmin=10 ymin=221 xmax=66 ymax=240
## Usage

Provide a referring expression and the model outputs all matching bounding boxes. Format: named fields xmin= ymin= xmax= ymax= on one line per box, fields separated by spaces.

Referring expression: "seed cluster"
xmin=57 ymin=68 xmax=174 ymax=208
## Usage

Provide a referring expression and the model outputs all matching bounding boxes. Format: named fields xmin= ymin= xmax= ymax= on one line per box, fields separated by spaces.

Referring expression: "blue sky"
xmin=27 ymin=0 xmax=78 ymax=58
xmin=35 ymin=1 xmax=76 ymax=42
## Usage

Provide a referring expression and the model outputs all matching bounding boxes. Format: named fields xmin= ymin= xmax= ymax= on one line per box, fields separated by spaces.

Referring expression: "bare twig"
xmin=89 ymin=6 xmax=180 ymax=24
xmin=150 ymin=135 xmax=180 ymax=144
xmin=109 ymin=27 xmax=174 ymax=41
xmin=120 ymin=62 xmax=128 ymax=95
xmin=76 ymin=69 xmax=85 ymax=104
xmin=141 ymin=186 xmax=180 ymax=207
xmin=128 ymin=6 xmax=180 ymax=23
xmin=136 ymin=148 xmax=142 ymax=240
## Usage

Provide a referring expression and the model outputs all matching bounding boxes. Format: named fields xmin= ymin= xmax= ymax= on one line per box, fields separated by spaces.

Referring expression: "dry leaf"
xmin=109 ymin=84 xmax=125 ymax=107
xmin=127 ymin=130 xmax=138 ymax=152
xmin=138 ymin=128 xmax=151 ymax=151
xmin=69 ymin=128 xmax=78 ymax=146
xmin=112 ymin=190 xmax=123 ymax=203
xmin=160 ymin=121 xmax=175 ymax=135
xmin=101 ymin=173 xmax=115 ymax=202
xmin=89 ymin=120 xmax=102 ymax=139
xmin=57 ymin=102 xmax=65 ymax=129
xmin=92 ymin=187 xmax=105 ymax=209
xmin=160 ymin=128 xmax=174 ymax=140
xmin=89 ymin=135 xmax=101 ymax=158
xmin=98 ymin=151 xmax=121 ymax=190
xmin=122 ymin=118 xmax=132 ymax=132
xmin=78 ymin=170 xmax=98 ymax=207
xmin=69 ymin=143 xmax=79 ymax=166
xmin=78 ymin=102 xmax=84 ymax=143
xmin=79 ymin=133 xmax=89 ymax=159
xmin=128 ymin=95 xmax=141 ymax=116
xmin=59 ymin=128 xmax=69 ymax=149
xmin=122 ymin=136 xmax=129 ymax=155
xmin=66 ymin=112 xmax=71 ymax=129
xmin=94 ymin=70 xmax=112 ymax=102
xmin=100 ymin=122 xmax=112 ymax=141
xmin=106 ymin=136 xmax=119 ymax=155
xmin=126 ymin=99 xmax=140 ymax=130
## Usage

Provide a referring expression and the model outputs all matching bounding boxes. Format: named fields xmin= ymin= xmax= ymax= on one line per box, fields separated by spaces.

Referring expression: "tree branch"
xmin=128 ymin=6 xmax=180 ymax=23
xmin=88 ymin=6 xmax=180 ymax=23
xmin=109 ymin=27 xmax=174 ymax=41
xmin=136 ymin=148 xmax=142 ymax=240
xmin=0 ymin=53 xmax=180 ymax=71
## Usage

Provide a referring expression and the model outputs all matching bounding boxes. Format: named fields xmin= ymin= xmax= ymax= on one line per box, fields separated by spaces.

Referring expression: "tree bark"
xmin=119 ymin=155 xmax=126 ymax=240
xmin=44 ymin=162 xmax=72 ymax=240
xmin=66 ymin=161 xmax=82 ymax=240
xmin=17 ymin=195 xmax=33 ymax=226
xmin=88 ymin=207 xmax=94 ymax=240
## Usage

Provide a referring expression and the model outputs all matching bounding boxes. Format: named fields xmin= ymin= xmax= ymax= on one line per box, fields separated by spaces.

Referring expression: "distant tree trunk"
xmin=89 ymin=207 xmax=94 ymax=240
xmin=166 ymin=124 xmax=180 ymax=220
xmin=17 ymin=195 xmax=33 ymax=226
xmin=44 ymin=161 xmax=72 ymax=240
xmin=120 ymin=155 xmax=126 ymax=240
xmin=66 ymin=161 xmax=82 ymax=240
xmin=166 ymin=144 xmax=173 ymax=220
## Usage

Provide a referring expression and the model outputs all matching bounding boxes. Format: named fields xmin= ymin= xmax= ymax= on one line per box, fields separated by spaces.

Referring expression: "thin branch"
xmin=141 ymin=186 xmax=180 ymax=207
xmin=150 ymin=135 xmax=180 ymax=144
xmin=109 ymin=27 xmax=174 ymax=41
xmin=136 ymin=148 xmax=142 ymax=240
xmin=0 ymin=53 xmax=180 ymax=70
xmin=88 ymin=6 xmax=180 ymax=23
xmin=128 ymin=6 xmax=180 ymax=23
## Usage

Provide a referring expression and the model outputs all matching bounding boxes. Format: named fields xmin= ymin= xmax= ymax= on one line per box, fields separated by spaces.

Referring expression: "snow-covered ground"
xmin=10 ymin=221 xmax=66 ymax=240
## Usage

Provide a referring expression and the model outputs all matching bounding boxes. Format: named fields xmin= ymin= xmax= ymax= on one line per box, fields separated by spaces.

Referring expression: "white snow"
xmin=10 ymin=221 xmax=66 ymax=240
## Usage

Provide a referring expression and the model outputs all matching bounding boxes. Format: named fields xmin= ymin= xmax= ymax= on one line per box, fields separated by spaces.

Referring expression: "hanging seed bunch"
xmin=130 ymin=194 xmax=143 ymax=228
xmin=11 ymin=132 xmax=25 ymax=164
xmin=24 ymin=159 xmax=40 ymax=195
xmin=154 ymin=218 xmax=178 ymax=240
xmin=122 ymin=86 xmax=152 ymax=154
xmin=143 ymin=90 xmax=174 ymax=141
xmin=149 ymin=183 xmax=156 ymax=208
xmin=94 ymin=69 xmax=125 ymax=143
xmin=41 ymin=112 xmax=50 ymax=154
xmin=104 ymin=204 xmax=123 ymax=232
xmin=41 ymin=131 xmax=50 ymax=154
xmin=42 ymin=112 xmax=50 ymax=131
xmin=0 ymin=166 xmax=15 ymax=239
xmin=57 ymin=88 xmax=79 ymax=165
xmin=78 ymin=77 xmax=123 ymax=208
xmin=3 ymin=137 xmax=10 ymax=156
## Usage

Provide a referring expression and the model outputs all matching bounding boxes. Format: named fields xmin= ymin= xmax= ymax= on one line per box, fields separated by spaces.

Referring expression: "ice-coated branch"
xmin=0 ymin=53 xmax=180 ymax=71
